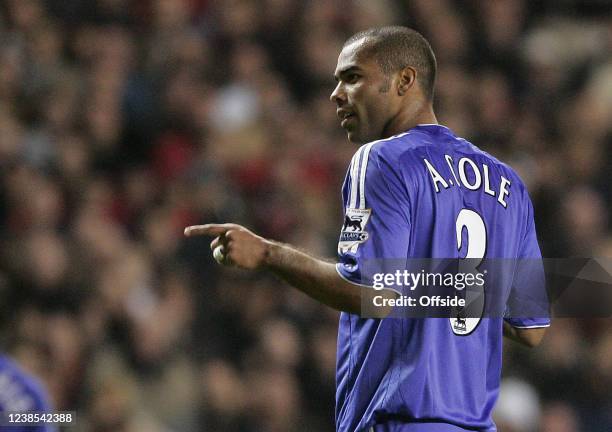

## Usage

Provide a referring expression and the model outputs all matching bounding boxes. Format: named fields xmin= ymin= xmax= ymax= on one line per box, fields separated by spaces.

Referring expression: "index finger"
xmin=184 ymin=223 xmax=240 ymax=237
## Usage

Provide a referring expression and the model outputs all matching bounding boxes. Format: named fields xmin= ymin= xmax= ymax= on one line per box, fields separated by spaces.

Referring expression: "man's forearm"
xmin=263 ymin=240 xmax=364 ymax=313
xmin=264 ymin=240 xmax=397 ymax=315
xmin=503 ymin=321 xmax=547 ymax=348
xmin=183 ymin=223 xmax=395 ymax=315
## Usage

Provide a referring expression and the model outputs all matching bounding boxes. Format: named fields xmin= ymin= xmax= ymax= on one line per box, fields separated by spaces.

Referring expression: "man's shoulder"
xmin=367 ymin=130 xmax=424 ymax=155
xmin=433 ymin=132 xmax=529 ymax=188
xmin=350 ymin=129 xmax=529 ymax=194
xmin=349 ymin=131 xmax=420 ymax=172
xmin=360 ymin=127 xmax=461 ymax=165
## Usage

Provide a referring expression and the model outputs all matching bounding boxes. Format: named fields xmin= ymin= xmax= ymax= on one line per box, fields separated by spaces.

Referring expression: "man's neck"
xmin=382 ymin=105 xmax=438 ymax=138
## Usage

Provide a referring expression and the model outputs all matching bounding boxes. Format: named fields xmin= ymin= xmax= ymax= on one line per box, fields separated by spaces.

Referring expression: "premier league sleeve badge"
xmin=338 ymin=208 xmax=372 ymax=254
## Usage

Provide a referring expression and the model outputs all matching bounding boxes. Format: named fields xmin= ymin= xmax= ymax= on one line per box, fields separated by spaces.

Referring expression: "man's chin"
xmin=346 ymin=130 xmax=365 ymax=144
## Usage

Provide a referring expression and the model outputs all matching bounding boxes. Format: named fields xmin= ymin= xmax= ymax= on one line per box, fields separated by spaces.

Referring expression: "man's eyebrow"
xmin=334 ymin=66 xmax=361 ymax=81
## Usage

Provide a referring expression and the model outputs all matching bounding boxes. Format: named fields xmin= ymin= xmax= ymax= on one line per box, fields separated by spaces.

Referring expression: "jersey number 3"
xmin=450 ymin=209 xmax=486 ymax=335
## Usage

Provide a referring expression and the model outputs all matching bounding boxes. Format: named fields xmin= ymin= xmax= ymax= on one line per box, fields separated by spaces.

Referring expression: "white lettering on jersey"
xmin=424 ymin=156 xmax=511 ymax=208
xmin=424 ymin=158 xmax=449 ymax=192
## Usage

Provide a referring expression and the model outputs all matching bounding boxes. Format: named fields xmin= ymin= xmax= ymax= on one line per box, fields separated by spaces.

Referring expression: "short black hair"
xmin=344 ymin=26 xmax=437 ymax=100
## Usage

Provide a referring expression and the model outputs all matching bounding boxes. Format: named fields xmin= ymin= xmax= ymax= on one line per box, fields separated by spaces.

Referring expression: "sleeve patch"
xmin=338 ymin=207 xmax=372 ymax=254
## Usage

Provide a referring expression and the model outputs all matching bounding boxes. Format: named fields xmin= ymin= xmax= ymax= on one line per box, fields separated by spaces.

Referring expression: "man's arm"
xmin=502 ymin=321 xmax=547 ymax=348
xmin=184 ymin=223 xmax=396 ymax=315
xmin=503 ymin=188 xmax=549 ymax=348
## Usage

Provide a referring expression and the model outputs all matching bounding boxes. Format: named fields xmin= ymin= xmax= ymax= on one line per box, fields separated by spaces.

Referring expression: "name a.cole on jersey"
xmin=424 ymin=155 xmax=511 ymax=208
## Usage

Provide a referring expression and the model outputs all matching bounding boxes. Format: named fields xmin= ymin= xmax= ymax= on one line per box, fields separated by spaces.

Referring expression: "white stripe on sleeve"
xmin=358 ymin=142 xmax=375 ymax=209
xmin=349 ymin=147 xmax=363 ymax=208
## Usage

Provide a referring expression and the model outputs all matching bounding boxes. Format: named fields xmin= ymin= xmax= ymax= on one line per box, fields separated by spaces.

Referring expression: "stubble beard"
xmin=378 ymin=76 xmax=391 ymax=93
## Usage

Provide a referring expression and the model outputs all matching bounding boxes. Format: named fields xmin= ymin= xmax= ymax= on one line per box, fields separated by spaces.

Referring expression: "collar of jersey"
xmin=413 ymin=124 xmax=453 ymax=134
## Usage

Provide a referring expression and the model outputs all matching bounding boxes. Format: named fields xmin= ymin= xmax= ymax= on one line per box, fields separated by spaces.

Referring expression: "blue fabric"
xmin=0 ymin=354 xmax=57 ymax=432
xmin=335 ymin=125 xmax=549 ymax=432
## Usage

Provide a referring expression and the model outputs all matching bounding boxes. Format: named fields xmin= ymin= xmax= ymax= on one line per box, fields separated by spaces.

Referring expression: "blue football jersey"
xmin=0 ymin=354 xmax=57 ymax=432
xmin=335 ymin=125 xmax=549 ymax=432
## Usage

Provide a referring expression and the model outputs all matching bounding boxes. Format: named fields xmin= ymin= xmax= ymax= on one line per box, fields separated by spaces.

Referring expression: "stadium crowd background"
xmin=0 ymin=0 xmax=611 ymax=431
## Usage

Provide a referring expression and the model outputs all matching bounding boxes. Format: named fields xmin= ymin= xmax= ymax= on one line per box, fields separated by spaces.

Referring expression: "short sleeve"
xmin=336 ymin=143 xmax=411 ymax=286
xmin=504 ymin=191 xmax=550 ymax=328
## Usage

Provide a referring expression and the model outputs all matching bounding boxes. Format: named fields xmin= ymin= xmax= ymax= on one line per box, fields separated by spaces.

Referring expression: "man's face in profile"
xmin=330 ymin=40 xmax=397 ymax=144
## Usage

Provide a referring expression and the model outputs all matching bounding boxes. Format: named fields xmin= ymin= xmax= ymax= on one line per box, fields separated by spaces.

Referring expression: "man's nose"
xmin=330 ymin=82 xmax=346 ymax=104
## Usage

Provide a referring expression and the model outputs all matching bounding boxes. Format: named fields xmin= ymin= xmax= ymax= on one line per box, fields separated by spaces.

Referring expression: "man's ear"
xmin=397 ymin=66 xmax=417 ymax=96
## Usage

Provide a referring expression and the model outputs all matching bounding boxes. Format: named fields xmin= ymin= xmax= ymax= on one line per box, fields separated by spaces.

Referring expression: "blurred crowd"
xmin=0 ymin=0 xmax=611 ymax=431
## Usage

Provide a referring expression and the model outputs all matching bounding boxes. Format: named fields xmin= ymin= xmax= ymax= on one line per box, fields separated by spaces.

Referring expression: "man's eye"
xmin=346 ymin=74 xmax=359 ymax=83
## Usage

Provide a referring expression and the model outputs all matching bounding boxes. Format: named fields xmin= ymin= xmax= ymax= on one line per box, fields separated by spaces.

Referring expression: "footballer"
xmin=186 ymin=26 xmax=549 ymax=432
